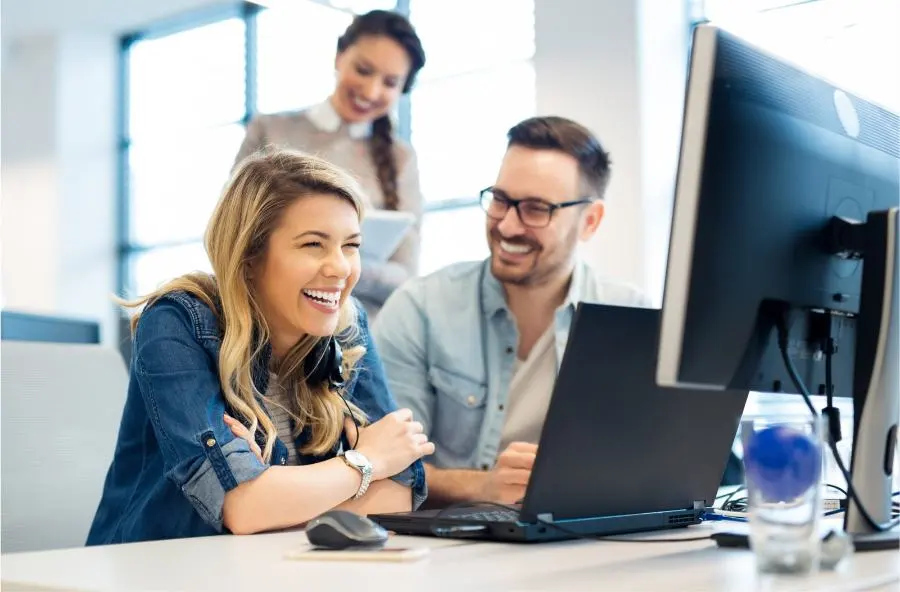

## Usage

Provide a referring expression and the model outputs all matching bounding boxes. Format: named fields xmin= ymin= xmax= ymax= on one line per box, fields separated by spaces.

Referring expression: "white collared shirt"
xmin=304 ymin=98 xmax=373 ymax=139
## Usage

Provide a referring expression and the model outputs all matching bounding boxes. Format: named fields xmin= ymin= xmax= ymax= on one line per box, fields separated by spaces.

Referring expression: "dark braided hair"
xmin=336 ymin=10 xmax=425 ymax=211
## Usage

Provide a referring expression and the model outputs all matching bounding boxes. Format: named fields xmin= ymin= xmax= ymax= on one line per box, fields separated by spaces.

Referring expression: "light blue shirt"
xmin=371 ymin=258 xmax=650 ymax=471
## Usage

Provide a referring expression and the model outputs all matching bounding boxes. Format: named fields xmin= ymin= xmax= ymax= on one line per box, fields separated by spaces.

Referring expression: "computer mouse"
xmin=305 ymin=510 xmax=389 ymax=550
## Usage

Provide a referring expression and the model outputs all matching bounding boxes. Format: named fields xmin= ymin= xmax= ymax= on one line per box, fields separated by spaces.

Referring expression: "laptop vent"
xmin=667 ymin=513 xmax=697 ymax=526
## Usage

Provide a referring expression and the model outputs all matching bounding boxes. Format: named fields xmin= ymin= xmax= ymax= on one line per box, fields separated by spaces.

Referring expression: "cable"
xmin=720 ymin=484 xmax=848 ymax=514
xmin=429 ymin=501 xmax=713 ymax=543
xmin=701 ymin=510 xmax=748 ymax=523
xmin=776 ymin=315 xmax=900 ymax=532
xmin=339 ymin=394 xmax=360 ymax=450
xmin=776 ymin=324 xmax=817 ymax=416
xmin=714 ymin=487 xmax=743 ymax=501
xmin=822 ymin=335 xmax=843 ymax=442
xmin=825 ymin=336 xmax=834 ymax=409
xmin=720 ymin=486 xmax=748 ymax=512
xmin=827 ymin=483 xmax=849 ymax=497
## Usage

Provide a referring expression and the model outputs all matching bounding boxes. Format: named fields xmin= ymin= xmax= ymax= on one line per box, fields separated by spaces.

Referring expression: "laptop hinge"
xmin=536 ymin=512 xmax=554 ymax=523
xmin=693 ymin=500 xmax=706 ymax=510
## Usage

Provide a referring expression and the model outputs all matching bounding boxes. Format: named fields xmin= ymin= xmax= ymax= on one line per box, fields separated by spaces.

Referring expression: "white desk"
xmin=2 ymin=524 xmax=898 ymax=592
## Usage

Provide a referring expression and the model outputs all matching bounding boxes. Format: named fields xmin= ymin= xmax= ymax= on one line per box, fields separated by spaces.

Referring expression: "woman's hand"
xmin=224 ymin=414 xmax=264 ymax=463
xmin=346 ymin=408 xmax=435 ymax=481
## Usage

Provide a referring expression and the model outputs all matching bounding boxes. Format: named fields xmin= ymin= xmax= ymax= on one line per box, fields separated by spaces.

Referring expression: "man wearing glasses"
xmin=371 ymin=116 xmax=649 ymax=506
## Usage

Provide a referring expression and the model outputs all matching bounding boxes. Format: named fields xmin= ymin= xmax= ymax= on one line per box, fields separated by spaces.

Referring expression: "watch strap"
xmin=341 ymin=452 xmax=372 ymax=499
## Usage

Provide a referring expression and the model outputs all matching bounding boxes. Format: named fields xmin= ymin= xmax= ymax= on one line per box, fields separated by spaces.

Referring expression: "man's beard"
xmin=489 ymin=229 xmax=567 ymax=287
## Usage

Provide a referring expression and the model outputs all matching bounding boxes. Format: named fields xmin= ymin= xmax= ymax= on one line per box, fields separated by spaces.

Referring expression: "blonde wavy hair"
xmin=123 ymin=147 xmax=369 ymax=461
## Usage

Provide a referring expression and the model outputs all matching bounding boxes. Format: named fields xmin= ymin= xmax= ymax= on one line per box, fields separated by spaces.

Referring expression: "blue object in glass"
xmin=744 ymin=425 xmax=822 ymax=502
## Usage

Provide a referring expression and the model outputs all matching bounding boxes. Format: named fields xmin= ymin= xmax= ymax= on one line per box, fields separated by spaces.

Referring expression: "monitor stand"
xmin=837 ymin=208 xmax=899 ymax=550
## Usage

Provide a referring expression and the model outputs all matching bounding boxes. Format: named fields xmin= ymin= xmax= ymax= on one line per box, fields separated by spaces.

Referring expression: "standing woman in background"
xmin=234 ymin=10 xmax=426 ymax=316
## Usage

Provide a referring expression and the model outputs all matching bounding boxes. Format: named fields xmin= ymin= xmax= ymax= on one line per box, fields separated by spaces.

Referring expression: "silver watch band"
xmin=353 ymin=464 xmax=372 ymax=500
xmin=341 ymin=451 xmax=373 ymax=499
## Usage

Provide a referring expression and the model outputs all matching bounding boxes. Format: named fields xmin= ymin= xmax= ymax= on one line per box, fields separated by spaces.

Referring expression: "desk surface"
xmin=2 ymin=524 xmax=898 ymax=592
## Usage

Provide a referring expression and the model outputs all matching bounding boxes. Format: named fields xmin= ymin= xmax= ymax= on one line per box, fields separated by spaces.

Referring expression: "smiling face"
xmin=331 ymin=34 xmax=412 ymax=124
xmin=251 ymin=193 xmax=362 ymax=355
xmin=487 ymin=146 xmax=605 ymax=287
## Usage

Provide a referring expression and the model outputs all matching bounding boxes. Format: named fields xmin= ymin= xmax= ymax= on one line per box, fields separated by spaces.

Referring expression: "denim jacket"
xmin=371 ymin=259 xmax=649 ymax=471
xmin=86 ymin=290 xmax=426 ymax=545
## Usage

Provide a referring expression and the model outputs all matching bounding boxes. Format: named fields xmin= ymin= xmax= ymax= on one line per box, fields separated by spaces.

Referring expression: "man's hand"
xmin=479 ymin=442 xmax=538 ymax=504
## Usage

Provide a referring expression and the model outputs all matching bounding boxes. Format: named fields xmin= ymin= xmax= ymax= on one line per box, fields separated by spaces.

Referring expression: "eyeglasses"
xmin=479 ymin=187 xmax=593 ymax=229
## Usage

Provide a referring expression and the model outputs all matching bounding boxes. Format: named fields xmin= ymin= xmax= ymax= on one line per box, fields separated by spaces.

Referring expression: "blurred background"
xmin=1 ymin=0 xmax=898 ymax=355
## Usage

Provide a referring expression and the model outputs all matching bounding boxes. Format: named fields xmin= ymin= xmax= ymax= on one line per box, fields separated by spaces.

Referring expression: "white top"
xmin=305 ymin=99 xmax=373 ymax=139
xmin=499 ymin=325 xmax=558 ymax=451
xmin=263 ymin=373 xmax=299 ymax=466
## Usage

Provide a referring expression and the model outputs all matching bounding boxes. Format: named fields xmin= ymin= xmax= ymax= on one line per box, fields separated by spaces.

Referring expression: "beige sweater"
xmin=233 ymin=101 xmax=423 ymax=312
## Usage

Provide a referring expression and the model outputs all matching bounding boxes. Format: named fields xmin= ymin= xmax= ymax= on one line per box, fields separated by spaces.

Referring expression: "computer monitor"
xmin=657 ymin=24 xmax=899 ymax=546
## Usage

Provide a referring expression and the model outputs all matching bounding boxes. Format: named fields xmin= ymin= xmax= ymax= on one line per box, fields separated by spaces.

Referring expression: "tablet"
xmin=360 ymin=210 xmax=415 ymax=263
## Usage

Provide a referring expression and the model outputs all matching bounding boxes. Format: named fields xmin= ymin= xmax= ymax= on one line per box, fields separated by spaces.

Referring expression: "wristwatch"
xmin=340 ymin=449 xmax=373 ymax=499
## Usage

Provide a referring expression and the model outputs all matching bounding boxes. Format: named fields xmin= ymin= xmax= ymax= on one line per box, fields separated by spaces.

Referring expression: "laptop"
xmin=369 ymin=303 xmax=749 ymax=542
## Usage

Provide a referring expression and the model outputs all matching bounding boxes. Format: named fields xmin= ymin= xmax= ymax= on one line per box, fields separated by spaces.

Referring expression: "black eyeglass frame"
xmin=478 ymin=187 xmax=594 ymax=228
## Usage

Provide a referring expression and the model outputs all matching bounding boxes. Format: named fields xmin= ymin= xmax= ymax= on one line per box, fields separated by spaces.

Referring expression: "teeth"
xmin=303 ymin=289 xmax=340 ymax=307
xmin=500 ymin=240 xmax=532 ymax=255
xmin=352 ymin=96 xmax=372 ymax=109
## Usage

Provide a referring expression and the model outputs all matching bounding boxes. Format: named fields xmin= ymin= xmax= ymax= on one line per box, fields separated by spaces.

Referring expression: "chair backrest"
xmin=1 ymin=341 xmax=128 ymax=553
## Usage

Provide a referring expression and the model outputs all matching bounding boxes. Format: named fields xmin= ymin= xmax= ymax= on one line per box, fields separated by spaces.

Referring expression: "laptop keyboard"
xmin=448 ymin=509 xmax=519 ymax=522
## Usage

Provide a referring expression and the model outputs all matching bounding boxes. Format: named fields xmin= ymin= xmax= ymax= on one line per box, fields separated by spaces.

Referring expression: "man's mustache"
xmin=490 ymin=230 xmax=541 ymax=251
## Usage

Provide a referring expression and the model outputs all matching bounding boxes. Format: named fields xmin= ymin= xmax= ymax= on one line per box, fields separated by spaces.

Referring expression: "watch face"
xmin=344 ymin=449 xmax=368 ymax=467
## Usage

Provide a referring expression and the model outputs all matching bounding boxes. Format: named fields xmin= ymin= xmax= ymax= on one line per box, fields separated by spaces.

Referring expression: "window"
xmin=121 ymin=14 xmax=247 ymax=297
xmin=411 ymin=63 xmax=536 ymax=207
xmin=419 ymin=206 xmax=492 ymax=273
xmin=127 ymin=19 xmax=246 ymax=137
xmin=255 ymin=3 xmax=352 ymax=115
xmin=130 ymin=243 xmax=213 ymax=298
xmin=127 ymin=124 xmax=245 ymax=247
xmin=407 ymin=0 xmax=536 ymax=274
xmin=696 ymin=0 xmax=899 ymax=110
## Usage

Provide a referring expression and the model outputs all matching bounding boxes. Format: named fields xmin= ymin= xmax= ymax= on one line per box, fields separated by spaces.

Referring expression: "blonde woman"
xmin=87 ymin=148 xmax=432 ymax=545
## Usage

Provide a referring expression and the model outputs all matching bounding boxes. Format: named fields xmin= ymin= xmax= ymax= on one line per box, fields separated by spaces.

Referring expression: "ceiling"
xmin=0 ymin=0 xmax=394 ymax=39
xmin=1 ymin=0 xmax=234 ymax=39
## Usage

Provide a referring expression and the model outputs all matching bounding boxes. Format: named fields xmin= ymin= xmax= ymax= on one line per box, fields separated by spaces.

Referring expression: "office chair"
xmin=1 ymin=341 xmax=127 ymax=553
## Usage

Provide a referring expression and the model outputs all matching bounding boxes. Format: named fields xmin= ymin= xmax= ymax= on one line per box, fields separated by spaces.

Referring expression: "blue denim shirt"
xmin=86 ymin=290 xmax=426 ymax=545
xmin=371 ymin=259 xmax=649 ymax=471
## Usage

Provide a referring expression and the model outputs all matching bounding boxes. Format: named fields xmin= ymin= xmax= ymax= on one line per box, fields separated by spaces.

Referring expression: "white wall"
xmin=535 ymin=0 xmax=688 ymax=304
xmin=2 ymin=37 xmax=62 ymax=313
xmin=1 ymin=33 xmax=119 ymax=344
xmin=2 ymin=0 xmax=233 ymax=39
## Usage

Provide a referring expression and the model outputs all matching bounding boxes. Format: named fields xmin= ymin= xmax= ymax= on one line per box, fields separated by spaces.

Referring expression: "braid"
xmin=335 ymin=10 xmax=425 ymax=212
xmin=368 ymin=115 xmax=400 ymax=211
